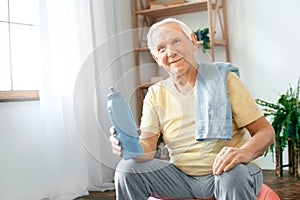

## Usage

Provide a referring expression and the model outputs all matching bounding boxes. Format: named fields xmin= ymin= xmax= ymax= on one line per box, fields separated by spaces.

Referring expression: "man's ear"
xmin=152 ymin=53 xmax=159 ymax=63
xmin=190 ymin=33 xmax=198 ymax=46
xmin=152 ymin=53 xmax=163 ymax=66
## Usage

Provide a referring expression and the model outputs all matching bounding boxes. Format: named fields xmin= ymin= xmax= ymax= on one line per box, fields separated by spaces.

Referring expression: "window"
xmin=0 ymin=0 xmax=40 ymax=101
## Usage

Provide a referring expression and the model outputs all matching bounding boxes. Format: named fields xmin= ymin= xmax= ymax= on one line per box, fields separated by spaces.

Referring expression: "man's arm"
xmin=241 ymin=116 xmax=275 ymax=158
xmin=134 ymin=132 xmax=159 ymax=162
xmin=213 ymin=117 xmax=275 ymax=175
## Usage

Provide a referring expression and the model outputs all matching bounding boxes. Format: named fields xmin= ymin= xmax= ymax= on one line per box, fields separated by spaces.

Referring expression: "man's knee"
xmin=114 ymin=160 xmax=142 ymax=188
xmin=116 ymin=159 xmax=170 ymax=174
xmin=214 ymin=163 xmax=263 ymax=198
xmin=115 ymin=159 xmax=141 ymax=174
xmin=215 ymin=163 xmax=251 ymax=188
xmin=114 ymin=160 xmax=151 ymax=199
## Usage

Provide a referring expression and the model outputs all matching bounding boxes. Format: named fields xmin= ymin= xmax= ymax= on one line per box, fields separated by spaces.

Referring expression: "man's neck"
xmin=172 ymin=64 xmax=198 ymax=95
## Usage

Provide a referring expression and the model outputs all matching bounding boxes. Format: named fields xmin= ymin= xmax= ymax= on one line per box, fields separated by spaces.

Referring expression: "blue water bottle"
xmin=106 ymin=87 xmax=144 ymax=160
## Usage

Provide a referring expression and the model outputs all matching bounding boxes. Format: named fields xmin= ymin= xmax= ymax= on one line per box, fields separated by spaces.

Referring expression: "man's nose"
xmin=166 ymin=48 xmax=176 ymax=57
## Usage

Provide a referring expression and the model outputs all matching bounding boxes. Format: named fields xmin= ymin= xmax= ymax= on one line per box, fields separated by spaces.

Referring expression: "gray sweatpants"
xmin=114 ymin=159 xmax=263 ymax=200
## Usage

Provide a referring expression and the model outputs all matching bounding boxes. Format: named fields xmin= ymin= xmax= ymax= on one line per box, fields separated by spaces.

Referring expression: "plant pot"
xmin=289 ymin=123 xmax=300 ymax=139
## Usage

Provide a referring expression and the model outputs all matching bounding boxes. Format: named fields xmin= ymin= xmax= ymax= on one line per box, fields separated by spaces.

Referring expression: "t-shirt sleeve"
xmin=140 ymin=85 xmax=161 ymax=135
xmin=226 ymin=72 xmax=263 ymax=128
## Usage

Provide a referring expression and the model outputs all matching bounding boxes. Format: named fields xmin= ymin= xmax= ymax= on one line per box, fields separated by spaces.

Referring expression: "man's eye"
xmin=174 ymin=39 xmax=180 ymax=43
xmin=158 ymin=47 xmax=165 ymax=52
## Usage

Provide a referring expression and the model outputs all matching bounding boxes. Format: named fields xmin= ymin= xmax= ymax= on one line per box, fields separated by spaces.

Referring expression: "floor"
xmin=262 ymin=170 xmax=299 ymax=200
xmin=75 ymin=170 xmax=300 ymax=200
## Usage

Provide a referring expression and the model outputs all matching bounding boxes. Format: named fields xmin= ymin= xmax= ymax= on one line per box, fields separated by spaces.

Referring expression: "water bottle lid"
xmin=109 ymin=87 xmax=116 ymax=93
xmin=107 ymin=86 xmax=117 ymax=101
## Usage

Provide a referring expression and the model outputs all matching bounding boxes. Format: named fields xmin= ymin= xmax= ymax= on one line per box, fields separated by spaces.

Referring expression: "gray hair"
xmin=146 ymin=18 xmax=193 ymax=56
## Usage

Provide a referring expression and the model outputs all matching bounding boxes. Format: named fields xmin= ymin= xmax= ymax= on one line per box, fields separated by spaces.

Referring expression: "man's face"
xmin=150 ymin=23 xmax=197 ymax=77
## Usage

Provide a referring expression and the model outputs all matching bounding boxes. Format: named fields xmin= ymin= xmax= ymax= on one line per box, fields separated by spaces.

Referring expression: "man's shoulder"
xmin=148 ymin=77 xmax=172 ymax=91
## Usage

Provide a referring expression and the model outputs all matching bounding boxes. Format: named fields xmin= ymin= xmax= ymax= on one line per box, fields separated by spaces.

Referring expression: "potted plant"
xmin=194 ymin=27 xmax=210 ymax=52
xmin=256 ymin=78 xmax=299 ymax=177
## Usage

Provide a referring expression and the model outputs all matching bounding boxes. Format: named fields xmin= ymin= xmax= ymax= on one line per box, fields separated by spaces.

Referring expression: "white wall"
xmin=227 ymin=0 xmax=300 ymax=169
xmin=0 ymin=101 xmax=46 ymax=199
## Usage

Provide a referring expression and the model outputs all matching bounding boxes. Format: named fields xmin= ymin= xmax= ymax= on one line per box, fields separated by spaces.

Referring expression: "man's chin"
xmin=170 ymin=68 xmax=184 ymax=77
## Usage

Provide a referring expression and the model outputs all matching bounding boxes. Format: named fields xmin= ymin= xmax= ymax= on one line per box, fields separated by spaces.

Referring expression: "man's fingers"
xmin=214 ymin=157 xmax=232 ymax=175
xmin=110 ymin=135 xmax=122 ymax=156
xmin=213 ymin=147 xmax=235 ymax=175
xmin=112 ymin=148 xmax=122 ymax=157
xmin=112 ymin=143 xmax=121 ymax=152
xmin=213 ymin=158 xmax=227 ymax=175
xmin=109 ymin=126 xmax=115 ymax=134
xmin=109 ymin=134 xmax=118 ymax=143
xmin=223 ymin=158 xmax=240 ymax=172
xmin=109 ymin=126 xmax=122 ymax=157
xmin=213 ymin=146 xmax=227 ymax=168
xmin=213 ymin=147 xmax=248 ymax=175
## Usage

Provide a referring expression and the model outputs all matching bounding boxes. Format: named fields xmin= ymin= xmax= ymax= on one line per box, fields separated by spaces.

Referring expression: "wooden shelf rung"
xmin=135 ymin=1 xmax=209 ymax=17
xmin=214 ymin=39 xmax=227 ymax=45
xmin=136 ymin=47 xmax=150 ymax=51
xmin=138 ymin=82 xmax=154 ymax=89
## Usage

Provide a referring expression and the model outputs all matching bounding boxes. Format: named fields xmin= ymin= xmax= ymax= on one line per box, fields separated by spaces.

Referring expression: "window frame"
xmin=0 ymin=0 xmax=40 ymax=102
xmin=0 ymin=90 xmax=39 ymax=102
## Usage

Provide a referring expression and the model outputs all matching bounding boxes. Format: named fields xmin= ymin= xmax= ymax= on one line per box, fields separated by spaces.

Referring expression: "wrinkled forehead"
xmin=150 ymin=23 xmax=187 ymax=43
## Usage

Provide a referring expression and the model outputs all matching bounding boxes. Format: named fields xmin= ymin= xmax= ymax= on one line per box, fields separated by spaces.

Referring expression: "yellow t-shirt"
xmin=140 ymin=72 xmax=263 ymax=176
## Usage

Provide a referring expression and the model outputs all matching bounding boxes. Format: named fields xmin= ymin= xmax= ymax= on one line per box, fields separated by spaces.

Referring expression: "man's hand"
xmin=212 ymin=146 xmax=254 ymax=175
xmin=109 ymin=126 xmax=159 ymax=161
xmin=213 ymin=117 xmax=275 ymax=176
xmin=109 ymin=126 xmax=122 ymax=157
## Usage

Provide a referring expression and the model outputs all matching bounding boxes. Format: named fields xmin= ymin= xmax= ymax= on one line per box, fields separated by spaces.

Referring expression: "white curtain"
xmin=39 ymin=0 xmax=134 ymax=199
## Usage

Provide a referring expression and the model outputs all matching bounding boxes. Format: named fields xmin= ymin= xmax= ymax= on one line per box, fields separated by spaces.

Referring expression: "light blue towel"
xmin=195 ymin=62 xmax=240 ymax=141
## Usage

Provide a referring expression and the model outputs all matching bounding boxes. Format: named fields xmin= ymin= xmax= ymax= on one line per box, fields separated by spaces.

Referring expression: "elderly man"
xmin=110 ymin=18 xmax=275 ymax=200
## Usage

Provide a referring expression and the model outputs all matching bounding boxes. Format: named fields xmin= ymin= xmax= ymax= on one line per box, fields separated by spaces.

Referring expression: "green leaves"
xmin=194 ymin=27 xmax=210 ymax=53
xmin=256 ymin=78 xmax=300 ymax=157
